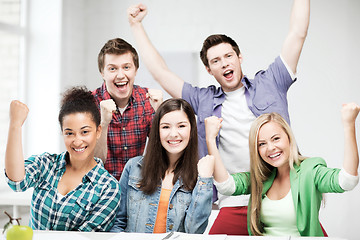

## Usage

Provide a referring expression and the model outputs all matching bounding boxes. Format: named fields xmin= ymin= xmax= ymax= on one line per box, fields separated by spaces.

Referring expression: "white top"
xmin=261 ymin=189 xmax=300 ymax=237
xmin=217 ymin=86 xmax=256 ymax=208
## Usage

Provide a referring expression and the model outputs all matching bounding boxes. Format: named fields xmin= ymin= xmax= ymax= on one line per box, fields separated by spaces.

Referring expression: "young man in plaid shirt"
xmin=93 ymin=38 xmax=162 ymax=180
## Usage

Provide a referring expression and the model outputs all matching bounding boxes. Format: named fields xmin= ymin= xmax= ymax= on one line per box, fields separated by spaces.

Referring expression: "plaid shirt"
xmin=6 ymin=152 xmax=120 ymax=231
xmin=92 ymin=83 xmax=155 ymax=180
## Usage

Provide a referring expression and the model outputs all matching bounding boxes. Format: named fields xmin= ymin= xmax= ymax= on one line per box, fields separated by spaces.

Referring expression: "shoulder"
xmin=299 ymin=157 xmax=327 ymax=170
xmin=94 ymin=164 xmax=120 ymax=190
xmin=124 ymin=156 xmax=144 ymax=172
xmin=27 ymin=152 xmax=64 ymax=165
xmin=133 ymin=85 xmax=148 ymax=97
xmin=183 ymin=82 xmax=220 ymax=94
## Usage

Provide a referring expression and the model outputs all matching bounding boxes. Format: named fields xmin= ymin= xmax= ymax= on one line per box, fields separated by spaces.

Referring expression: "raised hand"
xmin=127 ymin=3 xmax=147 ymax=26
xmin=147 ymin=89 xmax=163 ymax=111
xmin=204 ymin=116 xmax=223 ymax=141
xmin=9 ymin=100 xmax=29 ymax=128
xmin=341 ymin=102 xmax=360 ymax=125
xmin=100 ymin=99 xmax=116 ymax=125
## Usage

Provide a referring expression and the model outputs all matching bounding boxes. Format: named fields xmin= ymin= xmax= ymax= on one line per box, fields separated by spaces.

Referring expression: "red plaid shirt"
xmin=92 ymin=83 xmax=155 ymax=180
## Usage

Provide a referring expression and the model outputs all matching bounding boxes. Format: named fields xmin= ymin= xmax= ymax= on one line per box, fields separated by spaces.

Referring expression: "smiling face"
xmin=206 ymin=43 xmax=244 ymax=92
xmin=101 ymin=52 xmax=137 ymax=108
xmin=257 ymin=121 xmax=290 ymax=171
xmin=62 ymin=112 xmax=101 ymax=164
xmin=159 ymin=110 xmax=191 ymax=162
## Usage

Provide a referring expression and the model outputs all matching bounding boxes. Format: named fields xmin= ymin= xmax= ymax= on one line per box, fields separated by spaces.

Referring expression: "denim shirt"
xmin=182 ymin=56 xmax=295 ymax=158
xmin=111 ymin=156 xmax=213 ymax=233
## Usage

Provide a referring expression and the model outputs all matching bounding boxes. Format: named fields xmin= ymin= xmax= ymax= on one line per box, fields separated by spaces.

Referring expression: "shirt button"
xmin=169 ymin=204 xmax=173 ymax=209
xmin=169 ymin=224 xmax=173 ymax=230
xmin=122 ymin=127 xmax=125 ymax=131
xmin=124 ymin=146 xmax=127 ymax=150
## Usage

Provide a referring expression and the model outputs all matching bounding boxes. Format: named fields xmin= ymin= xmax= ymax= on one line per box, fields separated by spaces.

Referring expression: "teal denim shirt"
xmin=111 ymin=156 xmax=213 ymax=233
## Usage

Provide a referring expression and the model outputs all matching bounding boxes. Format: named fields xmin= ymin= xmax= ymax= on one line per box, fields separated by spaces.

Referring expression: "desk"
xmin=0 ymin=230 xmax=348 ymax=240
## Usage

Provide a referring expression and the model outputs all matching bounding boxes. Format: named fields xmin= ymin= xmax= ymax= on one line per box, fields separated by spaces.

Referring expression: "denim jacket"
xmin=111 ymin=156 xmax=213 ymax=233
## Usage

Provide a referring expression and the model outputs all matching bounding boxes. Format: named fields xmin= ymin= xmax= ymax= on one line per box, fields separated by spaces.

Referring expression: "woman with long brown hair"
xmin=205 ymin=103 xmax=359 ymax=236
xmin=111 ymin=98 xmax=214 ymax=233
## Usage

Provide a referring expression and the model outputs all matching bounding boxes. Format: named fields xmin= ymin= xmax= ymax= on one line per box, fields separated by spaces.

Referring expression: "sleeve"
xmin=231 ymin=172 xmax=251 ymax=195
xmin=255 ymin=56 xmax=295 ymax=95
xmin=214 ymin=172 xmax=236 ymax=195
xmin=184 ymin=176 xmax=213 ymax=234
xmin=182 ymin=82 xmax=217 ymax=116
xmin=338 ymin=168 xmax=359 ymax=191
xmin=309 ymin=158 xmax=345 ymax=193
xmin=110 ymin=161 xmax=132 ymax=232
xmin=78 ymin=179 xmax=121 ymax=232
xmin=5 ymin=154 xmax=47 ymax=192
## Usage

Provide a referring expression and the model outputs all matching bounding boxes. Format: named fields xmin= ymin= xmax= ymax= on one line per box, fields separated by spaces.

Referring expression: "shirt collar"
xmin=56 ymin=152 xmax=102 ymax=184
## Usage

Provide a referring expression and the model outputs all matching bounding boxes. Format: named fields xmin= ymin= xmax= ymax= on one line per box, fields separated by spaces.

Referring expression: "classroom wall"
xmin=20 ymin=0 xmax=360 ymax=239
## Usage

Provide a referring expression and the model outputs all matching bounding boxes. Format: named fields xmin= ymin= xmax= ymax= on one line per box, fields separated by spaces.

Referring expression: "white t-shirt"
xmin=261 ymin=189 xmax=300 ymax=236
xmin=217 ymin=86 xmax=256 ymax=208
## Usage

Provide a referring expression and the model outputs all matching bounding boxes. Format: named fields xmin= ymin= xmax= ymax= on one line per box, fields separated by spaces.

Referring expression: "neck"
xmin=115 ymin=97 xmax=130 ymax=109
xmin=276 ymin=164 xmax=290 ymax=180
xmin=67 ymin=155 xmax=97 ymax=173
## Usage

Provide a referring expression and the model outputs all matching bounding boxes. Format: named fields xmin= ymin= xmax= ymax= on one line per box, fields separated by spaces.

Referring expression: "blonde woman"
xmin=205 ymin=103 xmax=359 ymax=236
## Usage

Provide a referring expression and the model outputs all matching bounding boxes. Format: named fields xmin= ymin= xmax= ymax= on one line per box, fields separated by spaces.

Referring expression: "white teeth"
xmin=224 ymin=70 xmax=232 ymax=75
xmin=115 ymin=82 xmax=127 ymax=86
xmin=168 ymin=141 xmax=180 ymax=144
xmin=74 ymin=147 xmax=85 ymax=152
xmin=269 ymin=153 xmax=280 ymax=158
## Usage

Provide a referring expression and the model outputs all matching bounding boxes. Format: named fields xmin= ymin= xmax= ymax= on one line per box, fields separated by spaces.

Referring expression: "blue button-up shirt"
xmin=6 ymin=152 xmax=121 ymax=231
xmin=182 ymin=56 xmax=294 ymax=158
xmin=111 ymin=156 xmax=213 ymax=233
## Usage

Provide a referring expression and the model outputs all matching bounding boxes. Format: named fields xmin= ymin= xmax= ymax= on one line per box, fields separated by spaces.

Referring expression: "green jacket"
xmin=232 ymin=157 xmax=344 ymax=236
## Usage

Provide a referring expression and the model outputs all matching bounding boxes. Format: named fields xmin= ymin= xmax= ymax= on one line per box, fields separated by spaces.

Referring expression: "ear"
xmin=238 ymin=53 xmax=243 ymax=64
xmin=205 ymin=66 xmax=213 ymax=76
xmin=96 ymin=125 xmax=102 ymax=140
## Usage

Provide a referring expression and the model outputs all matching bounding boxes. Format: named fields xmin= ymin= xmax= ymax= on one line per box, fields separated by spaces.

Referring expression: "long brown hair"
xmin=140 ymin=98 xmax=199 ymax=195
xmin=248 ymin=112 xmax=306 ymax=235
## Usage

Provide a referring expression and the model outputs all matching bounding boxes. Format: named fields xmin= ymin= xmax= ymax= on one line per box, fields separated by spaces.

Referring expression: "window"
xmin=0 ymin=0 xmax=25 ymax=187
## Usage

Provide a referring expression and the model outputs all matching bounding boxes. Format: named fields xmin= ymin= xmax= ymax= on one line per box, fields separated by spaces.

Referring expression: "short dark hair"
xmin=200 ymin=34 xmax=241 ymax=68
xmin=58 ymin=86 xmax=101 ymax=130
xmin=98 ymin=38 xmax=139 ymax=73
xmin=140 ymin=98 xmax=199 ymax=195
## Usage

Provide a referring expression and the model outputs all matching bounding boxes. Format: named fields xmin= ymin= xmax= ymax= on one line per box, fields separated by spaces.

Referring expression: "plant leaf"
xmin=2 ymin=222 xmax=12 ymax=234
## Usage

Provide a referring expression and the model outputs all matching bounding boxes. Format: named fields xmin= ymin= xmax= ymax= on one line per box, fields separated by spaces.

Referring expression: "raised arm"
xmin=94 ymin=99 xmax=116 ymax=162
xmin=127 ymin=3 xmax=184 ymax=98
xmin=204 ymin=116 xmax=229 ymax=183
xmin=281 ymin=0 xmax=310 ymax=73
xmin=5 ymin=100 xmax=28 ymax=182
xmin=341 ymin=103 xmax=360 ymax=176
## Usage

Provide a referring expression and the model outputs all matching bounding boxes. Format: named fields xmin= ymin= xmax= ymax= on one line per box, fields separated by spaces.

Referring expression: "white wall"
xmin=24 ymin=0 xmax=360 ymax=239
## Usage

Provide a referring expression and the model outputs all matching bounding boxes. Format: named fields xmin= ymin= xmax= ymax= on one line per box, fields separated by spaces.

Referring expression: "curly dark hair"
xmin=58 ymin=86 xmax=100 ymax=129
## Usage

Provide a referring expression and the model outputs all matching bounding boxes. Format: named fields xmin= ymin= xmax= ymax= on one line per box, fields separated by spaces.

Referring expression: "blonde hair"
xmin=248 ymin=112 xmax=306 ymax=235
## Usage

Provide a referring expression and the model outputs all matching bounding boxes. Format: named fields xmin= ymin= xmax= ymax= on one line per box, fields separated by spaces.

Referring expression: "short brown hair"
xmin=98 ymin=38 xmax=139 ymax=73
xmin=200 ymin=34 xmax=240 ymax=68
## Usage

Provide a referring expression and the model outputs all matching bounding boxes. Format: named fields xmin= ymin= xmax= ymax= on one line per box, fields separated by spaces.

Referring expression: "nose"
xmin=169 ymin=127 xmax=179 ymax=137
xmin=221 ymin=58 xmax=229 ymax=68
xmin=267 ymin=142 xmax=276 ymax=151
xmin=73 ymin=135 xmax=83 ymax=146
xmin=116 ymin=69 xmax=125 ymax=79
